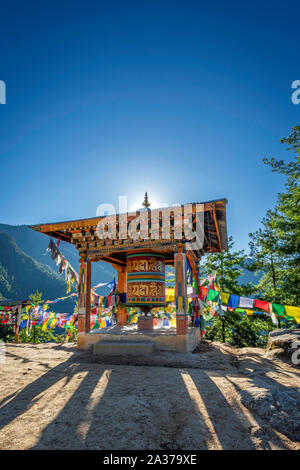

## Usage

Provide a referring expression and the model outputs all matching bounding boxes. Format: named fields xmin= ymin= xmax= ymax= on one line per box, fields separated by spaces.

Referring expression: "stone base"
xmin=93 ymin=340 xmax=154 ymax=356
xmin=138 ymin=316 xmax=154 ymax=331
xmin=78 ymin=325 xmax=201 ymax=354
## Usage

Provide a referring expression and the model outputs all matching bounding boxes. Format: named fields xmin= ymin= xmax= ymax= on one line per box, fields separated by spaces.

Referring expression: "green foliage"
xmin=19 ymin=324 xmax=59 ymax=344
xmin=19 ymin=323 xmax=78 ymax=344
xmin=249 ymin=126 xmax=300 ymax=306
xmin=66 ymin=326 xmax=78 ymax=342
xmin=205 ymin=310 xmax=276 ymax=348
xmin=0 ymin=324 xmax=14 ymax=342
xmin=199 ymin=236 xmax=253 ymax=296
xmin=249 ymin=212 xmax=283 ymax=303
xmin=18 ymin=289 xmax=76 ymax=344
xmin=29 ymin=289 xmax=43 ymax=306
xmin=26 ymin=290 xmax=43 ymax=343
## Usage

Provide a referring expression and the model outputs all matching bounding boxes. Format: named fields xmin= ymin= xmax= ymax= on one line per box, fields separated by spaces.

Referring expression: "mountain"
xmin=0 ymin=224 xmax=116 ymax=313
xmin=0 ymin=224 xmax=115 ymax=284
xmin=0 ymin=231 xmax=72 ymax=304
xmin=239 ymin=258 xmax=262 ymax=286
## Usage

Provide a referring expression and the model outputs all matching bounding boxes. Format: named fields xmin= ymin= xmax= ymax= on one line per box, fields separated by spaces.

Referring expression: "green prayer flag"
xmin=272 ymin=303 xmax=285 ymax=316
xmin=207 ymin=289 xmax=220 ymax=302
xmin=192 ymin=277 xmax=200 ymax=295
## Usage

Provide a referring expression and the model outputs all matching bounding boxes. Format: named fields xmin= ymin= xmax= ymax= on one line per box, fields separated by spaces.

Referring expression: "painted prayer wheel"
xmin=126 ymin=252 xmax=165 ymax=312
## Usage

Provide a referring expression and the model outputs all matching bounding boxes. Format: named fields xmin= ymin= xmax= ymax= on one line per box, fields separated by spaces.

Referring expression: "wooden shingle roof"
xmin=29 ymin=198 xmax=228 ymax=266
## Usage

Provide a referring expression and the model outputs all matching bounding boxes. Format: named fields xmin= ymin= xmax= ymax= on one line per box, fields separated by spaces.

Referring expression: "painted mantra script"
xmin=127 ymin=258 xmax=164 ymax=273
xmin=127 ymin=282 xmax=165 ymax=298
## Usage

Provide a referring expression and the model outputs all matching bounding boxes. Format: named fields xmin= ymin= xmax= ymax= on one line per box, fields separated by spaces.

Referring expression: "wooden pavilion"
xmin=30 ymin=197 xmax=228 ymax=352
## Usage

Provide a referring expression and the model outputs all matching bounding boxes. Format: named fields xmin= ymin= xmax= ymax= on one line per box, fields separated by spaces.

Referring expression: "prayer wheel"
xmin=126 ymin=252 xmax=165 ymax=313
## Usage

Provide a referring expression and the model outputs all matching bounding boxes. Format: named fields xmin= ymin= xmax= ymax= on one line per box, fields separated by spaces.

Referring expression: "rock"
xmin=264 ymin=348 xmax=286 ymax=360
xmin=267 ymin=328 xmax=300 ymax=359
xmin=240 ymin=386 xmax=300 ymax=441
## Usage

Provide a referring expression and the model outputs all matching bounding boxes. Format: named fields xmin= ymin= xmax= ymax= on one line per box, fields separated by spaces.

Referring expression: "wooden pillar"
xmin=78 ymin=257 xmax=91 ymax=348
xmin=85 ymin=260 xmax=91 ymax=333
xmin=117 ymin=266 xmax=127 ymax=326
xmin=186 ymin=252 xmax=200 ymax=285
xmin=175 ymin=246 xmax=187 ymax=335
xmin=14 ymin=304 xmax=22 ymax=343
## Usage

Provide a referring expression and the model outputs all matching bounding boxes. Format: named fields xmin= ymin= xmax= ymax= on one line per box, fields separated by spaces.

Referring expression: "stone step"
xmin=93 ymin=340 xmax=154 ymax=356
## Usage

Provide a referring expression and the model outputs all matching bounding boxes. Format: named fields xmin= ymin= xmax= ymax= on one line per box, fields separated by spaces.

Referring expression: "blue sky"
xmin=0 ymin=0 xmax=299 ymax=252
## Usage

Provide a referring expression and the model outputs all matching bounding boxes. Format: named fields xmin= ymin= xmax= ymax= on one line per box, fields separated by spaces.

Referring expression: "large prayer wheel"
xmin=126 ymin=252 xmax=165 ymax=312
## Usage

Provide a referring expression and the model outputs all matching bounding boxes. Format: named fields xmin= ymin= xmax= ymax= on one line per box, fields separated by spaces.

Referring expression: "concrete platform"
xmin=93 ymin=340 xmax=154 ymax=356
xmin=78 ymin=324 xmax=201 ymax=353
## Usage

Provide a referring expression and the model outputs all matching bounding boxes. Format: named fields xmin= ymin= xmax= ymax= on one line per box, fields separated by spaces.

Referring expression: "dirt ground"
xmin=0 ymin=341 xmax=299 ymax=450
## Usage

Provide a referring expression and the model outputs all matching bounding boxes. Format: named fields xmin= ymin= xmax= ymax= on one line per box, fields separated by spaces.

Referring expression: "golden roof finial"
xmin=142 ymin=192 xmax=150 ymax=209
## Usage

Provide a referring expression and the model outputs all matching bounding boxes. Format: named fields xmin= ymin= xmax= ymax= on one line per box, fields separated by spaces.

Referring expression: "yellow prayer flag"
xmin=285 ymin=305 xmax=300 ymax=319
xmin=165 ymin=306 xmax=174 ymax=313
xmin=65 ymin=332 xmax=71 ymax=342
xmin=221 ymin=292 xmax=230 ymax=305
xmin=165 ymin=288 xmax=175 ymax=302
xmin=50 ymin=319 xmax=58 ymax=328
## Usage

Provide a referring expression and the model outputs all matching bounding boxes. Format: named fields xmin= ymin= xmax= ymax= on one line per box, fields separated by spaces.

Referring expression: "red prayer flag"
xmin=198 ymin=287 xmax=208 ymax=301
xmin=254 ymin=299 xmax=269 ymax=312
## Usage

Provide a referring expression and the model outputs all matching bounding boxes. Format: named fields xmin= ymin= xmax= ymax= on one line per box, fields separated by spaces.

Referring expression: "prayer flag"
xmin=285 ymin=305 xmax=300 ymax=319
xmin=271 ymin=303 xmax=285 ymax=316
xmin=228 ymin=294 xmax=240 ymax=309
xmin=221 ymin=292 xmax=230 ymax=305
xmin=208 ymin=289 xmax=220 ymax=302
xmin=192 ymin=277 xmax=200 ymax=295
xmin=239 ymin=296 xmax=254 ymax=309
xmin=253 ymin=299 xmax=269 ymax=312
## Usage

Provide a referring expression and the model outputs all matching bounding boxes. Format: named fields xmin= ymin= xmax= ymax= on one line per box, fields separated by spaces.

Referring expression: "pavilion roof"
xmin=29 ymin=198 xmax=228 ymax=266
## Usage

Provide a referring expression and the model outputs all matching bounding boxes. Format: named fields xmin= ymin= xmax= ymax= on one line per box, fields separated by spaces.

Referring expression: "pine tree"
xmin=249 ymin=212 xmax=282 ymax=303
xmin=29 ymin=289 xmax=43 ymax=306
xmin=249 ymin=126 xmax=300 ymax=306
xmin=199 ymin=236 xmax=252 ymax=295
